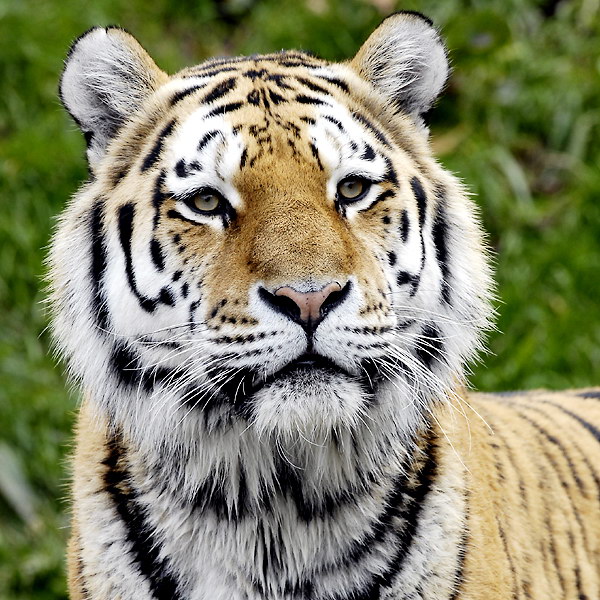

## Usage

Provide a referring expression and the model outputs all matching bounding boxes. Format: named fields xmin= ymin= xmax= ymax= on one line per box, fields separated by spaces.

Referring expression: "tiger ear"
xmin=60 ymin=27 xmax=167 ymax=168
xmin=350 ymin=11 xmax=449 ymax=119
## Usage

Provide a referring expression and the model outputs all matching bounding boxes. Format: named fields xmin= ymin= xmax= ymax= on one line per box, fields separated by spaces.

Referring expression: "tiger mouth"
xmin=199 ymin=352 xmax=392 ymax=418
xmin=276 ymin=352 xmax=349 ymax=375
xmin=214 ymin=352 xmax=356 ymax=409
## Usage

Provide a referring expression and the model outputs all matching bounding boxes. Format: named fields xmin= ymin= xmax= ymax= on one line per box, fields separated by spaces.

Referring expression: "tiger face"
xmin=52 ymin=13 xmax=492 ymax=444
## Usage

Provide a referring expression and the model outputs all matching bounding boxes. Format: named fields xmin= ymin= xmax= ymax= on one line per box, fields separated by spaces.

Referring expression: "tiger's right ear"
xmin=60 ymin=27 xmax=167 ymax=168
xmin=350 ymin=12 xmax=449 ymax=120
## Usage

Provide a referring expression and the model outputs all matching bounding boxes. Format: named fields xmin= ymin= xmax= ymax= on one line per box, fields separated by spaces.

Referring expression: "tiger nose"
xmin=258 ymin=281 xmax=351 ymax=329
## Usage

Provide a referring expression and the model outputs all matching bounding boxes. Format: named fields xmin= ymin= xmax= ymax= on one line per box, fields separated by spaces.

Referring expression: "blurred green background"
xmin=0 ymin=0 xmax=599 ymax=597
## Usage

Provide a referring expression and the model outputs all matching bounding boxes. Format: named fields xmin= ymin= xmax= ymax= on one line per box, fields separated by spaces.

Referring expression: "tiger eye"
xmin=338 ymin=178 xmax=367 ymax=200
xmin=192 ymin=192 xmax=221 ymax=213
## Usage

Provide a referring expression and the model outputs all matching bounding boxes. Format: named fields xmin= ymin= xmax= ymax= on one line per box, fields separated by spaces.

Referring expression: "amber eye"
xmin=186 ymin=189 xmax=223 ymax=214
xmin=337 ymin=177 xmax=370 ymax=202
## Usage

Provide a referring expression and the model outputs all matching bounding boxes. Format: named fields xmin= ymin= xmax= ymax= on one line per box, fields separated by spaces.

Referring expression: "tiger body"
xmin=68 ymin=390 xmax=600 ymax=600
xmin=50 ymin=14 xmax=600 ymax=600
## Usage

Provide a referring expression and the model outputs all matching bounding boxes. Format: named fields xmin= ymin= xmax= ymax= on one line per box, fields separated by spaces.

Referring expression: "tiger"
xmin=49 ymin=11 xmax=600 ymax=600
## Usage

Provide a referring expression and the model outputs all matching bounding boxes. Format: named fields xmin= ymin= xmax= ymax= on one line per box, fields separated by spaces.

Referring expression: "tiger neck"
xmin=75 ymin=386 xmax=464 ymax=600
xmin=89 ymin=391 xmax=468 ymax=599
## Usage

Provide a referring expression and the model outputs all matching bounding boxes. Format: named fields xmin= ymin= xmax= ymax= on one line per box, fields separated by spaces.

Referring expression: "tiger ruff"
xmin=51 ymin=12 xmax=600 ymax=600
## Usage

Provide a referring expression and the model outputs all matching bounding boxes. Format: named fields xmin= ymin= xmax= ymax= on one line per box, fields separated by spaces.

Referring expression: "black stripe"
xmin=579 ymin=390 xmax=600 ymax=399
xmin=296 ymin=76 xmax=330 ymax=95
xmin=320 ymin=470 xmax=415 ymax=574
xmin=159 ymin=287 xmax=175 ymax=306
xmin=185 ymin=66 xmax=239 ymax=79
xmin=110 ymin=342 xmax=174 ymax=390
xmin=268 ymin=90 xmax=286 ymax=105
xmin=309 ymin=142 xmax=323 ymax=170
xmin=323 ymin=115 xmax=345 ymax=132
xmin=488 ymin=425 xmax=530 ymax=511
xmin=141 ymin=120 xmax=176 ymax=172
xmin=352 ymin=112 xmax=390 ymax=147
xmin=243 ymin=68 xmax=268 ymax=80
xmin=497 ymin=517 xmax=521 ymax=599
xmin=240 ymin=148 xmax=248 ymax=169
xmin=399 ymin=209 xmax=410 ymax=243
xmin=513 ymin=408 xmax=591 ymax=592
xmin=544 ymin=402 xmax=600 ymax=444
xmin=118 ymin=203 xmax=157 ymax=313
xmin=274 ymin=456 xmax=369 ymax=524
xmin=205 ymin=101 xmax=244 ymax=118
xmin=152 ymin=171 xmax=167 ymax=229
xmin=541 ymin=401 xmax=600 ymax=501
xmin=432 ymin=189 xmax=451 ymax=304
xmin=410 ymin=177 xmax=427 ymax=228
xmin=415 ymin=324 xmax=444 ymax=370
xmin=202 ymin=77 xmax=237 ymax=104
xmin=486 ymin=445 xmax=521 ymax=598
xmin=74 ymin=534 xmax=92 ymax=599
xmin=363 ymin=189 xmax=395 ymax=212
xmin=89 ymin=201 xmax=110 ymax=331
xmin=410 ymin=177 xmax=427 ymax=296
xmin=166 ymin=209 xmax=198 ymax=225
xmin=197 ymin=130 xmax=220 ymax=152
xmin=296 ymin=94 xmax=326 ymax=106
xmin=103 ymin=435 xmax=183 ymax=600
xmin=247 ymin=89 xmax=261 ymax=106
xmin=350 ymin=435 xmax=438 ymax=599
xmin=150 ymin=238 xmax=165 ymax=271
xmin=191 ymin=468 xmax=250 ymax=520
xmin=519 ymin=410 xmax=587 ymax=494
xmin=170 ymin=84 xmax=206 ymax=105
xmin=111 ymin=341 xmax=143 ymax=388
xmin=198 ymin=57 xmax=245 ymax=69
xmin=174 ymin=159 xmax=188 ymax=178
xmin=383 ymin=157 xmax=398 ymax=186
xmin=361 ymin=143 xmax=376 ymax=161
xmin=186 ymin=60 xmax=241 ymax=75
xmin=396 ymin=271 xmax=419 ymax=289
xmin=121 ymin=204 xmax=177 ymax=310
xmin=448 ymin=527 xmax=468 ymax=600
xmin=267 ymin=74 xmax=294 ymax=89
xmin=83 ymin=130 xmax=94 ymax=147
xmin=252 ymin=53 xmax=318 ymax=65
xmin=315 ymin=75 xmax=350 ymax=93
xmin=279 ymin=60 xmax=317 ymax=68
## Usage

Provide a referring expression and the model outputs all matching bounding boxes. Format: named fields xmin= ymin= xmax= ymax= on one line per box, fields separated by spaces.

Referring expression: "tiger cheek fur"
xmin=51 ymin=13 xmax=600 ymax=600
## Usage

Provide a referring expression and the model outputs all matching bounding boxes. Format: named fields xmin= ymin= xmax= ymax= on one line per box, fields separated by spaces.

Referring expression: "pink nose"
xmin=274 ymin=282 xmax=342 ymax=324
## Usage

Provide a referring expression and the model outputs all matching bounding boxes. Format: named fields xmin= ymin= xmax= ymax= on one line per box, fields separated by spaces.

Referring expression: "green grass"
xmin=1 ymin=0 xmax=599 ymax=597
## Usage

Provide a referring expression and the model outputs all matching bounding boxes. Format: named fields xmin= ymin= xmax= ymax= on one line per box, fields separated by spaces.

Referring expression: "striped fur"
xmin=50 ymin=13 xmax=600 ymax=600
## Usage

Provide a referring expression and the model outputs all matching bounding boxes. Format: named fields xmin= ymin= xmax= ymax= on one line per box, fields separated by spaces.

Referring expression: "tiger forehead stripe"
xmin=168 ymin=62 xmax=352 ymax=117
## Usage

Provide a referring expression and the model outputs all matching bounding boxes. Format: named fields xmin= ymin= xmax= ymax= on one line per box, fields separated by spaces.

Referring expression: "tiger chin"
xmin=50 ymin=12 xmax=600 ymax=600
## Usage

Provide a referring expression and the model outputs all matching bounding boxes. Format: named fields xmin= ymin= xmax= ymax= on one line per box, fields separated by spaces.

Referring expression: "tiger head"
xmin=51 ymin=13 xmax=492 ymax=446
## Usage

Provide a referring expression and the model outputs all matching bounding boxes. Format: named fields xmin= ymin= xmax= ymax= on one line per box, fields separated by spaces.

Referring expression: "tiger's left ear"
xmin=351 ymin=11 xmax=449 ymax=118
xmin=60 ymin=27 xmax=168 ymax=168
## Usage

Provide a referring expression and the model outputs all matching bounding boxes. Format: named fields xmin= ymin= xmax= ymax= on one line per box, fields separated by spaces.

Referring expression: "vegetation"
xmin=1 ymin=0 xmax=598 ymax=596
